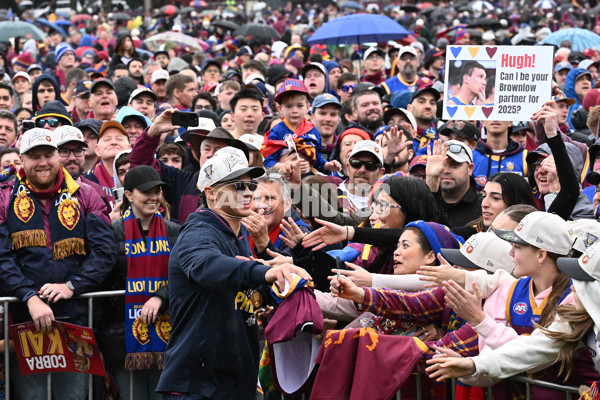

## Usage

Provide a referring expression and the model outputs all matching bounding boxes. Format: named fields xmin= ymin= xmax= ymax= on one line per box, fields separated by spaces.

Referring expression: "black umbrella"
xmin=234 ymin=23 xmax=281 ymax=40
xmin=467 ymin=18 xmax=502 ymax=29
xmin=212 ymin=19 xmax=240 ymax=31
xmin=590 ymin=3 xmax=600 ymax=15
xmin=400 ymin=4 xmax=419 ymax=12
xmin=108 ymin=12 xmax=131 ymax=22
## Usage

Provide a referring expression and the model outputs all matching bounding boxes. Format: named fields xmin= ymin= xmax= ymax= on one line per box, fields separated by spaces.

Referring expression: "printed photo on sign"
xmin=10 ymin=321 xmax=106 ymax=376
xmin=442 ymin=45 xmax=554 ymax=121
xmin=446 ymin=60 xmax=496 ymax=107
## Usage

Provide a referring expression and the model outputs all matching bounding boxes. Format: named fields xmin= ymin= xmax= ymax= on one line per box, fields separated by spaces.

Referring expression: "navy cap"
xmin=74 ymin=80 xmax=92 ymax=96
xmin=75 ymin=118 xmax=103 ymax=136
xmin=410 ymin=87 xmax=440 ymax=103
xmin=242 ymin=80 xmax=269 ymax=98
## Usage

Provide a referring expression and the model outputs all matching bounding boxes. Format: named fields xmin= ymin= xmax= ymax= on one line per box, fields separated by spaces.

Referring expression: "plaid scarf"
xmin=6 ymin=167 xmax=85 ymax=260
xmin=123 ymin=206 xmax=171 ymax=370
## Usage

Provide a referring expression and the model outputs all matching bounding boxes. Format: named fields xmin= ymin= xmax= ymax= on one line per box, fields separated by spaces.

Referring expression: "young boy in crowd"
xmin=262 ymin=78 xmax=341 ymax=173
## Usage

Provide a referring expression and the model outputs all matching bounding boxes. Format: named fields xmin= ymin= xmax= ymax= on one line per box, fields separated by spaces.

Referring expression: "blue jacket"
xmin=263 ymin=118 xmax=328 ymax=172
xmin=156 ymin=208 xmax=271 ymax=398
xmin=0 ymin=179 xmax=116 ymax=326
xmin=565 ymin=68 xmax=587 ymax=130
xmin=472 ymin=138 xmax=527 ymax=190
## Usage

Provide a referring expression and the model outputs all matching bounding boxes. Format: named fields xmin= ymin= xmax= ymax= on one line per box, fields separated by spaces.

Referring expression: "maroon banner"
xmin=9 ymin=321 xmax=106 ymax=376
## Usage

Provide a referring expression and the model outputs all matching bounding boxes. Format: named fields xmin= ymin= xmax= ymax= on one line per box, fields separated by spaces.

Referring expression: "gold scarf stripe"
xmin=125 ymin=352 xmax=164 ymax=371
xmin=11 ymin=229 xmax=48 ymax=250
xmin=53 ymin=238 xmax=86 ymax=260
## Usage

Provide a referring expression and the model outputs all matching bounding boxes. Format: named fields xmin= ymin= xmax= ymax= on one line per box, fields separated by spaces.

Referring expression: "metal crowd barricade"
xmin=1 ymin=290 xmax=125 ymax=400
xmin=0 ymin=291 xmax=585 ymax=400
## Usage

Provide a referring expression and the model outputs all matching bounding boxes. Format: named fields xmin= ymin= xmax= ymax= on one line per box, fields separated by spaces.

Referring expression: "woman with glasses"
xmin=99 ymin=166 xmax=180 ymax=400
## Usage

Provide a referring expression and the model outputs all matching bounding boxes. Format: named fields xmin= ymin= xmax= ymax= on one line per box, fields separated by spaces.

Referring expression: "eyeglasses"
xmin=349 ymin=158 xmax=381 ymax=171
xmin=231 ymin=180 xmax=258 ymax=192
xmin=36 ymin=118 xmax=61 ymax=128
xmin=340 ymin=84 xmax=356 ymax=93
xmin=374 ymin=199 xmax=402 ymax=212
xmin=58 ymin=148 xmax=85 ymax=157
xmin=194 ymin=105 xmax=213 ymax=111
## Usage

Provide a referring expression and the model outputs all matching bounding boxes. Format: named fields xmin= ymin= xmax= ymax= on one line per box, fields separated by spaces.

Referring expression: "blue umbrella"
xmin=542 ymin=28 xmax=600 ymax=51
xmin=36 ymin=18 xmax=66 ymax=36
xmin=308 ymin=14 xmax=412 ymax=45
xmin=339 ymin=1 xmax=362 ymax=10
xmin=54 ymin=19 xmax=71 ymax=27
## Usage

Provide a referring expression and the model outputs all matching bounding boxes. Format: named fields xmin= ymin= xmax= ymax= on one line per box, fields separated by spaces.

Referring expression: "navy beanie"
xmin=404 ymin=221 xmax=464 ymax=264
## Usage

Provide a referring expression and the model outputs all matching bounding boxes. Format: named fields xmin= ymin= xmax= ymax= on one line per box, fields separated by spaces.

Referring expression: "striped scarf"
xmin=124 ymin=207 xmax=171 ymax=370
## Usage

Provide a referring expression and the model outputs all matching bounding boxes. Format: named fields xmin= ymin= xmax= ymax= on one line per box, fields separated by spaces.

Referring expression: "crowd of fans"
xmin=1 ymin=0 xmax=600 ymax=399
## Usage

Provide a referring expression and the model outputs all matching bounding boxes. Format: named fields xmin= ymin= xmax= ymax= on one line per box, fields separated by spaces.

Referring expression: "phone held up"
xmin=171 ymin=111 xmax=198 ymax=127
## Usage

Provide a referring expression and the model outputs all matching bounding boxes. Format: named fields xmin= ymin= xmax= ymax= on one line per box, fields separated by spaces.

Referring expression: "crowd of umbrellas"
xmin=3 ymin=0 xmax=600 ymax=51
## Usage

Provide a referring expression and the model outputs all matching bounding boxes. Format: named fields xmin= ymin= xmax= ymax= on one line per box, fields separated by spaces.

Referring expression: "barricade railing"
xmin=0 ymin=291 xmax=584 ymax=400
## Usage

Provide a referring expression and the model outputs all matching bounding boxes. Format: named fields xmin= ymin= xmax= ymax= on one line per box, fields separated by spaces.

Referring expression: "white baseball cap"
xmin=398 ymin=46 xmax=418 ymax=59
xmin=398 ymin=108 xmax=418 ymax=132
xmin=363 ymin=47 xmax=385 ymax=61
xmin=151 ymin=69 xmax=170 ymax=83
xmin=238 ymin=134 xmax=264 ymax=151
xmin=187 ymin=117 xmax=217 ymax=133
xmin=495 ymin=211 xmax=574 ymax=255
xmin=568 ymin=219 xmax=600 ymax=254
xmin=20 ymin=128 xmax=56 ymax=154
xmin=445 ymin=140 xmax=473 ymax=164
xmin=12 ymin=71 xmax=31 ymax=83
xmin=349 ymin=140 xmax=384 ymax=165
xmin=558 ymin=242 xmax=600 ymax=282
xmin=441 ymin=232 xmax=513 ymax=274
xmin=53 ymin=126 xmax=88 ymax=148
xmin=197 ymin=147 xmax=264 ymax=191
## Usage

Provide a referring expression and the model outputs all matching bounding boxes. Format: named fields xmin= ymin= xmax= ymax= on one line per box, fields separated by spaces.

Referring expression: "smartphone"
xmin=113 ymin=187 xmax=124 ymax=204
xmin=22 ymin=119 xmax=35 ymax=135
xmin=171 ymin=111 xmax=199 ymax=127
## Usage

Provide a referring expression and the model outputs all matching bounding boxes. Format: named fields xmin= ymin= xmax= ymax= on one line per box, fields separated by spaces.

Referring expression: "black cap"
xmin=410 ymin=87 xmax=440 ymax=104
xmin=383 ymin=108 xmax=404 ymax=125
xmin=439 ymin=121 xmax=480 ymax=142
xmin=586 ymin=171 xmax=600 ymax=186
xmin=75 ymin=119 xmax=103 ymax=136
xmin=123 ymin=165 xmax=169 ymax=192
xmin=201 ymin=59 xmax=222 ymax=74
xmin=91 ymin=78 xmax=115 ymax=93
xmin=74 ymin=80 xmax=92 ymax=96
xmin=589 ymin=141 xmax=600 ymax=164
xmin=266 ymin=64 xmax=293 ymax=87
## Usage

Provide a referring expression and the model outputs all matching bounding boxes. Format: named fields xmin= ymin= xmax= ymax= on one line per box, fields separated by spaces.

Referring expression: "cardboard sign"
xmin=10 ymin=321 xmax=106 ymax=376
xmin=442 ymin=45 xmax=554 ymax=121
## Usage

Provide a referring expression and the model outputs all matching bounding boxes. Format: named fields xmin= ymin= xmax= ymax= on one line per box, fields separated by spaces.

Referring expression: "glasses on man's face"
xmin=374 ymin=199 xmax=402 ymax=212
xmin=58 ymin=148 xmax=85 ymax=157
xmin=340 ymin=84 xmax=356 ymax=93
xmin=231 ymin=180 xmax=259 ymax=192
xmin=194 ymin=105 xmax=213 ymax=111
xmin=349 ymin=158 xmax=381 ymax=171
xmin=36 ymin=118 xmax=61 ymax=128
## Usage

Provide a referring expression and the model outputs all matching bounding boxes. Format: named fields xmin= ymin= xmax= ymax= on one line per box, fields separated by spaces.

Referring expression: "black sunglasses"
xmin=232 ymin=180 xmax=258 ymax=192
xmin=36 ymin=118 xmax=61 ymax=128
xmin=349 ymin=158 xmax=381 ymax=171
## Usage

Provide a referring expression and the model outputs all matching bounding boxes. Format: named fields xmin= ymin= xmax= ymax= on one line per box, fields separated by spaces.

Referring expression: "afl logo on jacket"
xmin=513 ymin=302 xmax=528 ymax=315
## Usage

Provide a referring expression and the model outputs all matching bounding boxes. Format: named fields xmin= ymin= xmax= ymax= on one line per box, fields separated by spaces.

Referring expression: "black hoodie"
xmin=31 ymin=73 xmax=65 ymax=113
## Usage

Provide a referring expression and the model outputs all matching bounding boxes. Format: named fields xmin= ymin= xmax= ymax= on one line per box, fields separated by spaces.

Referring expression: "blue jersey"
xmin=381 ymin=75 xmax=418 ymax=95
xmin=472 ymin=139 xmax=527 ymax=190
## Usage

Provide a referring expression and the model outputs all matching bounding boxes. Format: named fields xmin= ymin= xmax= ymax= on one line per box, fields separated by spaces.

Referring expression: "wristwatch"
xmin=66 ymin=281 xmax=75 ymax=293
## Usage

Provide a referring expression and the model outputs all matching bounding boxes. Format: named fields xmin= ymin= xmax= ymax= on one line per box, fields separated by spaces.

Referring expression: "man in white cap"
xmin=0 ymin=128 xmax=115 ymax=399
xmin=157 ymin=147 xmax=310 ymax=399
xmin=150 ymin=69 xmax=169 ymax=105
xmin=426 ymin=139 xmax=482 ymax=229
xmin=381 ymin=46 xmax=420 ymax=95
xmin=54 ymin=125 xmax=109 ymax=206
xmin=338 ymin=140 xmax=385 ymax=214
